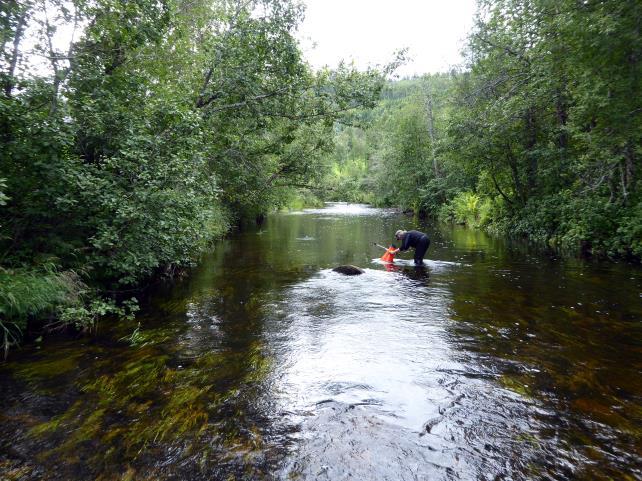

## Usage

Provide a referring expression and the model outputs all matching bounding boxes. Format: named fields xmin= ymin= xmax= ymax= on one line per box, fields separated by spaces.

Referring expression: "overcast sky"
xmin=297 ymin=0 xmax=478 ymax=77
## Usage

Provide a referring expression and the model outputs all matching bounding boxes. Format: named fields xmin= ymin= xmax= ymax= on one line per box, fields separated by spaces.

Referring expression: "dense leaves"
xmin=451 ymin=0 xmax=641 ymax=257
xmin=0 ymin=0 xmax=389 ymax=349
xmin=322 ymin=0 xmax=641 ymax=259
xmin=2 ymin=0 xmax=639 ymax=352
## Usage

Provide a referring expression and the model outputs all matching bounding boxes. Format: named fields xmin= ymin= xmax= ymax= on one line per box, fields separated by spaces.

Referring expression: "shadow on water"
xmin=1 ymin=202 xmax=641 ymax=480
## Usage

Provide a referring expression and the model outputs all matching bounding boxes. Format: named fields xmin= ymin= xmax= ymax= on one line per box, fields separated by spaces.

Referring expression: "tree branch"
xmin=200 ymin=87 xmax=290 ymax=112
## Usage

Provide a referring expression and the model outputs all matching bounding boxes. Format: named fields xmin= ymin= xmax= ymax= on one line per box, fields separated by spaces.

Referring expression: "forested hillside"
xmin=323 ymin=0 xmax=641 ymax=260
xmin=0 ymin=0 xmax=396 ymax=352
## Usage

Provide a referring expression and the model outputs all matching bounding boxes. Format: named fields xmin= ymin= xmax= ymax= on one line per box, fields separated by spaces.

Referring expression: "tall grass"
xmin=0 ymin=267 xmax=85 ymax=358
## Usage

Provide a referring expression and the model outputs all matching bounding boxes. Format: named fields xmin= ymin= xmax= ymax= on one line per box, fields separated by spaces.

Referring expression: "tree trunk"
xmin=424 ymin=92 xmax=440 ymax=178
xmin=524 ymin=108 xmax=538 ymax=195
xmin=43 ymin=3 xmax=60 ymax=115
xmin=3 ymin=5 xmax=29 ymax=98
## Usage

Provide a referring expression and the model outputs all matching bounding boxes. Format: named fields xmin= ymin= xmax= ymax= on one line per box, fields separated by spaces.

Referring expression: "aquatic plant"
xmin=28 ymin=341 xmax=273 ymax=478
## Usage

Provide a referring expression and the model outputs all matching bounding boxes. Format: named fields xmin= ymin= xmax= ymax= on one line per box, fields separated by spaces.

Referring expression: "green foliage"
xmin=375 ymin=100 xmax=433 ymax=210
xmin=0 ymin=0 xmax=390 ymax=350
xmin=0 ymin=267 xmax=83 ymax=356
xmin=324 ymin=128 xmax=374 ymax=203
xmin=58 ymin=297 xmax=139 ymax=333
xmin=0 ymin=265 xmax=139 ymax=356
xmin=119 ymin=322 xmax=144 ymax=347
xmin=280 ymin=189 xmax=324 ymax=211
xmin=320 ymin=74 xmax=459 ymax=213
xmin=439 ymin=192 xmax=494 ymax=228
xmin=616 ymin=202 xmax=642 ymax=258
xmin=0 ymin=267 xmax=83 ymax=324
xmin=326 ymin=0 xmax=641 ymax=260
xmin=445 ymin=0 xmax=642 ymax=257
xmin=3 ymin=0 xmax=640 ymax=355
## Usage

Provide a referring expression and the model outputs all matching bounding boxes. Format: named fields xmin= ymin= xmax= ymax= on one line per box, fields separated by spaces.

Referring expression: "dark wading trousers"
xmin=414 ymin=235 xmax=430 ymax=265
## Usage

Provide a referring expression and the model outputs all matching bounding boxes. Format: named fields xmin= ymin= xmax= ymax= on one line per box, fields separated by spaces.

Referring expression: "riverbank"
xmin=393 ymin=196 xmax=642 ymax=263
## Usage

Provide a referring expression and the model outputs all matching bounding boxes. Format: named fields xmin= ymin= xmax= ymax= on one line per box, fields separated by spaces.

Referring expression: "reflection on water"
xmin=267 ymin=269 xmax=552 ymax=480
xmin=1 ymin=203 xmax=641 ymax=481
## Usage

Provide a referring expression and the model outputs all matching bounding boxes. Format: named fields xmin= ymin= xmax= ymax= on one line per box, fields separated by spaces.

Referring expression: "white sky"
xmin=297 ymin=0 xmax=478 ymax=77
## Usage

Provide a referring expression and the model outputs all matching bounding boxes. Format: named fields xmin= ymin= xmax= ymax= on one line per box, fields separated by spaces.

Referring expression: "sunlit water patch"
xmin=253 ymin=269 xmax=567 ymax=480
xmin=371 ymin=257 xmax=467 ymax=271
xmin=289 ymin=201 xmax=400 ymax=217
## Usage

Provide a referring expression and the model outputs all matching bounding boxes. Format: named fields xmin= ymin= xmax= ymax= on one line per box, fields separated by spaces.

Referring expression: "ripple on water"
xmin=256 ymin=268 xmax=567 ymax=480
xmin=288 ymin=202 xmax=400 ymax=217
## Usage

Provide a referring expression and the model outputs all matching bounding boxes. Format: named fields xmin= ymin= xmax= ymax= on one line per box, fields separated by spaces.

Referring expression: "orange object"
xmin=380 ymin=246 xmax=399 ymax=263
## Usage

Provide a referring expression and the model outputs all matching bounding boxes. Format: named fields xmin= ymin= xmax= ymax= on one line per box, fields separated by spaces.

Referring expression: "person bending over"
xmin=395 ymin=229 xmax=430 ymax=265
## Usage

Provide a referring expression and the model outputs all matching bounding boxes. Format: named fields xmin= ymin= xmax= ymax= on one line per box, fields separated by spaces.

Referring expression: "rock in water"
xmin=332 ymin=265 xmax=365 ymax=276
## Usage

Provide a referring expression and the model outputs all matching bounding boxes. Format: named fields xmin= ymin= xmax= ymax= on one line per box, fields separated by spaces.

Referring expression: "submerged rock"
xmin=332 ymin=265 xmax=365 ymax=276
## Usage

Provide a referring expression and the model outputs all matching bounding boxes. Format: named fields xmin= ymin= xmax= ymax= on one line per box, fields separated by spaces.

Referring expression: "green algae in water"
xmin=8 ymin=207 xmax=642 ymax=481
xmin=499 ymin=374 xmax=534 ymax=398
xmin=10 ymin=349 xmax=84 ymax=382
xmin=28 ymin=340 xmax=274 ymax=474
xmin=114 ymin=322 xmax=182 ymax=348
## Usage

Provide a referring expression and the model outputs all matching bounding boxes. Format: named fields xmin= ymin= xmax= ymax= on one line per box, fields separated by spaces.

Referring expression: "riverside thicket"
xmin=322 ymin=0 xmax=641 ymax=261
xmin=0 ymin=0 xmax=397 ymax=352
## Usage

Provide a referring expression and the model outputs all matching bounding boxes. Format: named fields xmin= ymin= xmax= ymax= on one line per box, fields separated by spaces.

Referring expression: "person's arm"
xmin=400 ymin=235 xmax=411 ymax=251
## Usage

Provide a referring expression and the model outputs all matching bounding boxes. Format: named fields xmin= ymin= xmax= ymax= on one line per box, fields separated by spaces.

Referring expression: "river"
xmin=1 ymin=203 xmax=641 ymax=480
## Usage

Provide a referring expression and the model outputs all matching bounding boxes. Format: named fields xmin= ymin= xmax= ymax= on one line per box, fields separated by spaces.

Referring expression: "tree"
xmin=0 ymin=0 xmax=395 ymax=349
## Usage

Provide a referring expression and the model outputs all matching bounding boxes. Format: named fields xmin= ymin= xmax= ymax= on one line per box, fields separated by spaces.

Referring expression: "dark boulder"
xmin=332 ymin=265 xmax=365 ymax=276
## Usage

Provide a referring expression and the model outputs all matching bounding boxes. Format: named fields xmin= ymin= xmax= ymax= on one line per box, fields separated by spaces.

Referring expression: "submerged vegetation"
xmin=11 ymin=338 xmax=273 ymax=479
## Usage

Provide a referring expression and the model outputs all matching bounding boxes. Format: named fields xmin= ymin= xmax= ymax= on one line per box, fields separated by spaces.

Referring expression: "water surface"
xmin=1 ymin=203 xmax=641 ymax=480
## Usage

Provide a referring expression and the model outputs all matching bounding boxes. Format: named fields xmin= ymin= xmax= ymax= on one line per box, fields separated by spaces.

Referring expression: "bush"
xmin=615 ymin=201 xmax=642 ymax=258
xmin=58 ymin=297 xmax=139 ymax=333
xmin=439 ymin=191 xmax=493 ymax=228
xmin=496 ymin=192 xmax=640 ymax=260
xmin=279 ymin=189 xmax=324 ymax=210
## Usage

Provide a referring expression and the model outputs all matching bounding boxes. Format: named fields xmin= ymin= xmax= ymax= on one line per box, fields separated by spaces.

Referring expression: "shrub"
xmin=439 ymin=191 xmax=494 ymax=228
xmin=615 ymin=201 xmax=642 ymax=258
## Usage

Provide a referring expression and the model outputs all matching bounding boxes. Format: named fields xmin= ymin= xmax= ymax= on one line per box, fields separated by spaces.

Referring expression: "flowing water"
xmin=1 ymin=203 xmax=641 ymax=480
